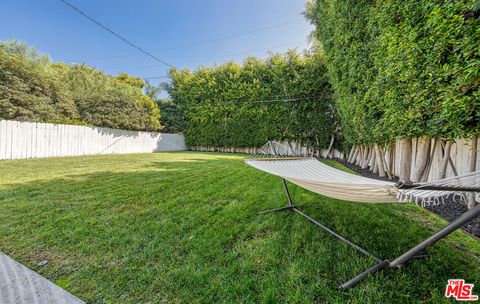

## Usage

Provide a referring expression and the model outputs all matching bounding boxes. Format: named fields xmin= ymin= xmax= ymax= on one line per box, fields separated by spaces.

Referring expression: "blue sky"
xmin=0 ymin=0 xmax=313 ymax=84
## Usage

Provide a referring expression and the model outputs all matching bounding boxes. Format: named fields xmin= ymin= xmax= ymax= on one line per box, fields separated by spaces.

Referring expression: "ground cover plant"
xmin=0 ymin=152 xmax=478 ymax=303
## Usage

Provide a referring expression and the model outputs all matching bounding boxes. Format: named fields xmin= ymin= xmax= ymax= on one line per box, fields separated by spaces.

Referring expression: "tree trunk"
xmin=389 ymin=144 xmax=395 ymax=177
xmin=355 ymin=146 xmax=363 ymax=166
xmin=347 ymin=146 xmax=355 ymax=162
xmin=360 ymin=146 xmax=366 ymax=166
xmin=382 ymin=156 xmax=392 ymax=179
xmin=412 ymin=137 xmax=431 ymax=182
xmin=369 ymin=147 xmax=375 ymax=168
xmin=399 ymin=138 xmax=412 ymax=182
xmin=359 ymin=146 xmax=365 ymax=165
xmin=350 ymin=145 xmax=360 ymax=163
xmin=439 ymin=140 xmax=452 ymax=180
xmin=374 ymin=144 xmax=386 ymax=177
xmin=325 ymin=134 xmax=335 ymax=158
xmin=348 ymin=145 xmax=356 ymax=162
xmin=287 ymin=141 xmax=294 ymax=156
xmin=380 ymin=146 xmax=393 ymax=179
xmin=421 ymin=138 xmax=437 ymax=182
xmin=467 ymin=135 xmax=478 ymax=209
xmin=368 ymin=148 xmax=376 ymax=171
xmin=361 ymin=147 xmax=370 ymax=169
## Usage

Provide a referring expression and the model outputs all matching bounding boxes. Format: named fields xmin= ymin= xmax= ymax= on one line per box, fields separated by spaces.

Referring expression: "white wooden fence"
xmin=190 ymin=140 xmax=345 ymax=159
xmin=0 ymin=120 xmax=187 ymax=160
xmin=192 ymin=139 xmax=478 ymax=182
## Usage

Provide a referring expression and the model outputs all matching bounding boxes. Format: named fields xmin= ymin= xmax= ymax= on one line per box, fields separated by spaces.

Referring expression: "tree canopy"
xmin=144 ymin=81 xmax=185 ymax=134
xmin=0 ymin=40 xmax=162 ymax=131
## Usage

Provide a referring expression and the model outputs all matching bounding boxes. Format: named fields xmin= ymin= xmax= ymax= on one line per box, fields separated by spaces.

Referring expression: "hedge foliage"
xmin=0 ymin=41 xmax=161 ymax=131
xmin=168 ymin=50 xmax=335 ymax=148
xmin=305 ymin=0 xmax=480 ymax=144
xmin=144 ymin=82 xmax=186 ymax=134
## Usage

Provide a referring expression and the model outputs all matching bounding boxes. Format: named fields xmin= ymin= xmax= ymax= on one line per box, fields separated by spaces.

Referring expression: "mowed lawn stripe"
xmin=0 ymin=152 xmax=478 ymax=303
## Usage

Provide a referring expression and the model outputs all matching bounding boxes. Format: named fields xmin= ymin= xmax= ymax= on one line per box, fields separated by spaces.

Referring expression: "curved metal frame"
xmin=258 ymin=178 xmax=480 ymax=290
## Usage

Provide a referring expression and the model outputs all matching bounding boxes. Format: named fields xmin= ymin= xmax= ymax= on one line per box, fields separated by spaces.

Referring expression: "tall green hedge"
xmin=0 ymin=41 xmax=161 ymax=131
xmin=304 ymin=0 xmax=479 ymax=144
xmin=168 ymin=50 xmax=335 ymax=149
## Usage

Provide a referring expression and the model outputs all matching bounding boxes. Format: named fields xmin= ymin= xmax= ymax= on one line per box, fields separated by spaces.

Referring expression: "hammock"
xmin=245 ymin=141 xmax=480 ymax=289
xmin=246 ymin=141 xmax=480 ymax=204
xmin=246 ymin=158 xmax=397 ymax=203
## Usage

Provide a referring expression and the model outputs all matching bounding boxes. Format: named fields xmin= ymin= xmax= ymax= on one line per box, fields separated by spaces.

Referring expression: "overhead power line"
xmin=77 ymin=19 xmax=305 ymax=62
xmin=184 ymin=95 xmax=332 ymax=107
xmin=101 ymin=40 xmax=306 ymax=70
xmin=59 ymin=0 xmax=173 ymax=68
xmin=150 ymin=19 xmax=304 ymax=53
xmin=143 ymin=76 xmax=169 ymax=80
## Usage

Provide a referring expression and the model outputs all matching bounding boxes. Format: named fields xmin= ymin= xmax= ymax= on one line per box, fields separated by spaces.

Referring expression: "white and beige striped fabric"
xmin=245 ymin=157 xmax=480 ymax=204
xmin=245 ymin=158 xmax=399 ymax=203
xmin=246 ymin=141 xmax=480 ymax=204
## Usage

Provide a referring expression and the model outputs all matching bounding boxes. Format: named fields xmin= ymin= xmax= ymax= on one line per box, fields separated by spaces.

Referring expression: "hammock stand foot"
xmin=261 ymin=178 xmax=480 ymax=290
xmin=340 ymin=202 xmax=480 ymax=290
xmin=257 ymin=205 xmax=296 ymax=214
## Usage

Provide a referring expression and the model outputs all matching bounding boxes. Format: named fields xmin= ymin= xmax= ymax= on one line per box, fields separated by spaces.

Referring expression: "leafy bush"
xmin=304 ymin=0 xmax=480 ymax=144
xmin=168 ymin=50 xmax=336 ymax=149
xmin=0 ymin=41 xmax=162 ymax=131
xmin=144 ymin=82 xmax=185 ymax=134
xmin=0 ymin=46 xmax=79 ymax=124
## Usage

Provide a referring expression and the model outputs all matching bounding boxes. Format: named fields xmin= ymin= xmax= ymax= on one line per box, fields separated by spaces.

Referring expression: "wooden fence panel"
xmin=0 ymin=120 xmax=187 ymax=160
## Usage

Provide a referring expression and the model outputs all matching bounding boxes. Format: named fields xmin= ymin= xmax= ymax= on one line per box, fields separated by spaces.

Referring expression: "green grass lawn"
xmin=0 ymin=152 xmax=478 ymax=303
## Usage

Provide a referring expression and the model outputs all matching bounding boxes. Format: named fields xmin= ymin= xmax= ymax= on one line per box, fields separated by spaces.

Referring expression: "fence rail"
xmin=0 ymin=120 xmax=187 ymax=160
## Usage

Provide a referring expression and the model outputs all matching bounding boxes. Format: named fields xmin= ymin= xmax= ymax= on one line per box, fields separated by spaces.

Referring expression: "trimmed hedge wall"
xmin=168 ymin=50 xmax=336 ymax=149
xmin=304 ymin=0 xmax=479 ymax=145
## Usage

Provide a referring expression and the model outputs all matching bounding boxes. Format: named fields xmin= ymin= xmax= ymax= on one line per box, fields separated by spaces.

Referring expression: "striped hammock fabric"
xmin=245 ymin=141 xmax=480 ymax=204
xmin=245 ymin=158 xmax=398 ymax=203
xmin=244 ymin=142 xmax=480 ymax=290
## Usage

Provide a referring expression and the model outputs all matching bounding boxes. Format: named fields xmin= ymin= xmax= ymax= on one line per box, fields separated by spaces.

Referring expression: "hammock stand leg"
xmin=258 ymin=178 xmax=385 ymax=266
xmin=340 ymin=202 xmax=480 ymax=290
xmin=388 ymin=202 xmax=480 ymax=267
xmin=257 ymin=178 xmax=296 ymax=214
xmin=260 ymin=179 xmax=480 ymax=290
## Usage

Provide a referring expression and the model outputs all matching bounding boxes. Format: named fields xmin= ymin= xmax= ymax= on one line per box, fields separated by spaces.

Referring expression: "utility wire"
xmin=143 ymin=76 xmax=169 ymax=80
xmin=183 ymin=95 xmax=332 ymax=107
xmin=76 ymin=19 xmax=304 ymax=62
xmin=145 ymin=19 xmax=303 ymax=52
xmin=100 ymin=40 xmax=306 ymax=70
xmin=59 ymin=0 xmax=174 ymax=68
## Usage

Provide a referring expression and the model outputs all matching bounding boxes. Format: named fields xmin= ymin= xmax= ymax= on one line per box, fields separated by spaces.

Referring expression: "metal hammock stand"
xmin=260 ymin=177 xmax=480 ymax=290
xmin=250 ymin=141 xmax=480 ymax=290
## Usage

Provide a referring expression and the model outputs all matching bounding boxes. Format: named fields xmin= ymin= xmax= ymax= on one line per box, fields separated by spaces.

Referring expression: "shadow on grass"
xmin=0 ymin=156 xmax=478 ymax=303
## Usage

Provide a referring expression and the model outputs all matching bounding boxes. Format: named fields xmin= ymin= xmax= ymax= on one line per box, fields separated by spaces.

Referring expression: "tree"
xmin=145 ymin=81 xmax=185 ymax=133
xmin=0 ymin=40 xmax=162 ymax=131
xmin=304 ymin=0 xmax=480 ymax=145
xmin=0 ymin=43 xmax=79 ymax=124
